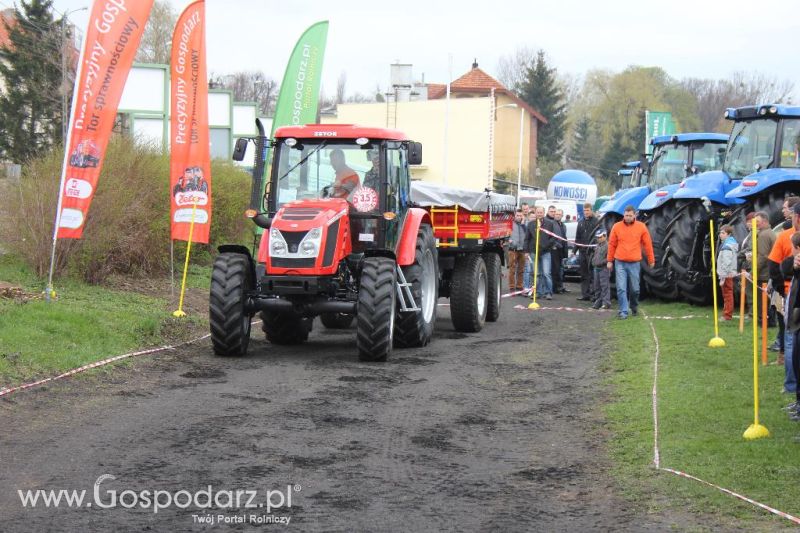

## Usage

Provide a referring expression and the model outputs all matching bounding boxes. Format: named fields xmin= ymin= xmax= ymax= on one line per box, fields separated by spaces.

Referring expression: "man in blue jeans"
xmin=524 ymin=206 xmax=555 ymax=300
xmin=607 ymin=206 xmax=655 ymax=319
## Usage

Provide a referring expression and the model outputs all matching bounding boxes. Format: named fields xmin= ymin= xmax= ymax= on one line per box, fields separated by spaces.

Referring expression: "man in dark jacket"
xmin=552 ymin=209 xmax=568 ymax=293
xmin=575 ymin=203 xmax=599 ymax=301
xmin=524 ymin=206 xmax=556 ymax=299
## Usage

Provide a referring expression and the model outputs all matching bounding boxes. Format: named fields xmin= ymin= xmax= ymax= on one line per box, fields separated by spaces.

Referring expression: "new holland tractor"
xmin=209 ymin=122 xmax=513 ymax=362
xmin=724 ymin=105 xmax=800 ymax=231
xmin=638 ymin=133 xmax=728 ymax=300
xmin=595 ymin=161 xmax=648 ymax=235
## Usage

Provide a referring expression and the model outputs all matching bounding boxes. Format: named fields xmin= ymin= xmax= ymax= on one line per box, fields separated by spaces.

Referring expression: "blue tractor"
xmin=724 ymin=105 xmax=800 ymax=232
xmin=595 ymin=161 xmax=648 ymax=235
xmin=638 ymin=133 xmax=728 ymax=300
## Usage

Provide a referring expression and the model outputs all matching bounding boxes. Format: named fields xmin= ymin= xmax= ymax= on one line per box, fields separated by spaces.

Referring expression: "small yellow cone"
xmin=708 ymin=336 xmax=726 ymax=348
xmin=528 ymin=301 xmax=540 ymax=310
xmin=743 ymin=423 xmax=770 ymax=440
xmin=172 ymin=310 xmax=187 ymax=318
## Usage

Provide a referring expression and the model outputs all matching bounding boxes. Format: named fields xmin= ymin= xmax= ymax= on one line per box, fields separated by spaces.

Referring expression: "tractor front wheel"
xmin=209 ymin=253 xmax=254 ymax=356
xmin=641 ymin=202 xmax=680 ymax=301
xmin=665 ymin=200 xmax=711 ymax=305
xmin=356 ymin=257 xmax=397 ymax=362
xmin=261 ymin=311 xmax=310 ymax=345
xmin=395 ymin=225 xmax=439 ymax=348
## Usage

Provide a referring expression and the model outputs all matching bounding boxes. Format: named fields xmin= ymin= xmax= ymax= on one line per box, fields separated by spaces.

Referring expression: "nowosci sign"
xmin=546 ymin=170 xmax=597 ymax=205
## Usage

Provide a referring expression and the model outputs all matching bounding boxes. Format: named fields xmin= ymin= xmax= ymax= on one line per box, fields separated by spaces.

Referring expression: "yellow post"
xmin=744 ymin=217 xmax=769 ymax=440
xmin=528 ymin=218 xmax=541 ymax=310
xmin=739 ymin=271 xmax=746 ymax=333
xmin=172 ymin=202 xmax=198 ymax=318
xmin=761 ymin=283 xmax=768 ymax=366
xmin=708 ymin=219 xmax=725 ymax=347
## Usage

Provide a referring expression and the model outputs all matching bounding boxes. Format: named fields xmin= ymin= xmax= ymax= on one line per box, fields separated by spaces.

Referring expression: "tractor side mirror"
xmin=232 ymin=138 xmax=249 ymax=161
xmin=408 ymin=142 xmax=422 ymax=165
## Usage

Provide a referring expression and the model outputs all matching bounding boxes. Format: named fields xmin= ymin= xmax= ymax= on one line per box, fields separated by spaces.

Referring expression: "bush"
xmin=3 ymin=136 xmax=251 ymax=283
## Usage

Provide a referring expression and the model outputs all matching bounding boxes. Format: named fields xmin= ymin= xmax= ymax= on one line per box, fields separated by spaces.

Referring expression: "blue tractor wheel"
xmin=664 ymin=200 xmax=713 ymax=305
xmin=641 ymin=202 xmax=680 ymax=301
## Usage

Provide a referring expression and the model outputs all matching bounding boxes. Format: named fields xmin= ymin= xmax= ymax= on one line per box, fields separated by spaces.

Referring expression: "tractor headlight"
xmin=300 ymin=241 xmax=317 ymax=256
xmin=269 ymin=229 xmax=289 ymax=257
xmin=271 ymin=239 xmax=287 ymax=256
xmin=297 ymin=226 xmax=323 ymax=257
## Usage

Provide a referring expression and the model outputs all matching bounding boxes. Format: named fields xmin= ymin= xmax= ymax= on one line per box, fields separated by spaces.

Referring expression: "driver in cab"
xmin=328 ymin=148 xmax=360 ymax=199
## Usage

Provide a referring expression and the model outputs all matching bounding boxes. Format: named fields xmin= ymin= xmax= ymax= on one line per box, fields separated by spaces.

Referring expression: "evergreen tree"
xmin=0 ymin=0 xmax=64 ymax=162
xmin=517 ymin=50 xmax=567 ymax=163
xmin=567 ymin=116 xmax=601 ymax=172
xmin=601 ymin=128 xmax=634 ymax=188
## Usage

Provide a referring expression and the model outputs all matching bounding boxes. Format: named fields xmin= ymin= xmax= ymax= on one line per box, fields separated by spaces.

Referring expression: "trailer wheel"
xmin=209 ymin=253 xmax=253 ymax=356
xmin=483 ymin=252 xmax=502 ymax=322
xmin=395 ymin=225 xmax=439 ymax=348
xmin=641 ymin=202 xmax=679 ymax=301
xmin=665 ymin=200 xmax=711 ymax=305
xmin=357 ymin=257 xmax=397 ymax=361
xmin=320 ymin=312 xmax=354 ymax=329
xmin=260 ymin=311 xmax=310 ymax=345
xmin=450 ymin=254 xmax=488 ymax=332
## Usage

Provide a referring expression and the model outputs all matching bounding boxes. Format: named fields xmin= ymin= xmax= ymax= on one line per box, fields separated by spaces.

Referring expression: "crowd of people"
xmin=506 ymin=196 xmax=800 ymax=421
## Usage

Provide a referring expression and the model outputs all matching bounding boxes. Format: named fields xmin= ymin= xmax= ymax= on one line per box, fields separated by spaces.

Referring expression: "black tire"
xmin=260 ymin=311 xmax=310 ymax=345
xmin=450 ymin=254 xmax=488 ymax=332
xmin=395 ymin=225 xmax=439 ymax=348
xmin=483 ymin=252 xmax=502 ymax=322
xmin=641 ymin=202 xmax=680 ymax=301
xmin=357 ymin=257 xmax=397 ymax=362
xmin=728 ymin=187 xmax=794 ymax=244
xmin=664 ymin=200 xmax=711 ymax=305
xmin=320 ymin=312 xmax=355 ymax=329
xmin=209 ymin=253 xmax=253 ymax=356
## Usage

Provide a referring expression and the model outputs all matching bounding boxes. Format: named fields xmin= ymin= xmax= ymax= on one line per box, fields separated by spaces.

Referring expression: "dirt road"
xmin=1 ymin=285 xmax=697 ymax=531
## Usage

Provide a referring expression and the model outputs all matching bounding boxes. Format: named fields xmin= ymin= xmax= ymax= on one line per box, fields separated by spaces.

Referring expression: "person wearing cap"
xmin=591 ymin=229 xmax=611 ymax=309
xmin=329 ymin=149 xmax=360 ymax=199
xmin=607 ymin=205 xmax=655 ymax=319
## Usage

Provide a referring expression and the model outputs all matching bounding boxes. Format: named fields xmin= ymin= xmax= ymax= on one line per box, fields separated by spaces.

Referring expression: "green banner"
xmin=270 ymin=21 xmax=329 ymax=136
xmin=645 ymin=111 xmax=676 ymax=154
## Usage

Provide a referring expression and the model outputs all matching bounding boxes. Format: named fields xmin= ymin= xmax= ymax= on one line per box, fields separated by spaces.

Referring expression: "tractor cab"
xmin=648 ymin=133 xmax=728 ymax=190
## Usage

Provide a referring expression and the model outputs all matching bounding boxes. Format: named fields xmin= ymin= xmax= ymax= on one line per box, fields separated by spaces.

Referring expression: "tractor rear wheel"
xmin=753 ymin=186 xmax=794 ymax=227
xmin=483 ymin=252 xmax=502 ymax=322
xmin=356 ymin=257 xmax=397 ymax=362
xmin=209 ymin=253 xmax=254 ymax=356
xmin=641 ymin=202 xmax=680 ymax=301
xmin=450 ymin=254 xmax=488 ymax=332
xmin=320 ymin=312 xmax=354 ymax=329
xmin=260 ymin=311 xmax=310 ymax=345
xmin=665 ymin=200 xmax=712 ymax=305
xmin=395 ymin=225 xmax=439 ymax=348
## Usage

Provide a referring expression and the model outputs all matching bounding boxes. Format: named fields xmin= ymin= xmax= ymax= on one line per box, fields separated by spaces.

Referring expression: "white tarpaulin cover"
xmin=410 ymin=181 xmax=516 ymax=213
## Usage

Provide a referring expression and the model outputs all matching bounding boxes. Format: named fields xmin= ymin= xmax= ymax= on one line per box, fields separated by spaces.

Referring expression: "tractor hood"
xmin=598 ymin=186 xmax=650 ymax=216
xmin=638 ymin=183 xmax=681 ymax=212
xmin=672 ymin=170 xmax=744 ymax=206
xmin=725 ymin=168 xmax=800 ymax=200
xmin=258 ymin=198 xmax=352 ymax=275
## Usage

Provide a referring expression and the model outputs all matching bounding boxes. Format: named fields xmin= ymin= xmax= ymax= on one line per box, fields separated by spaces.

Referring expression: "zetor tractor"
xmin=209 ymin=122 xmax=512 ymax=361
xmin=637 ymin=133 xmax=728 ymax=300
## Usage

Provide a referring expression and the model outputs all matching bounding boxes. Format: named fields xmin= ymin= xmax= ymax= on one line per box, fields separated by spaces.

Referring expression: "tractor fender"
xmin=396 ymin=208 xmax=433 ymax=266
xmin=217 ymin=244 xmax=256 ymax=282
xmin=672 ymin=170 xmax=744 ymax=205
xmin=724 ymin=168 xmax=800 ymax=200
xmin=598 ymin=186 xmax=650 ymax=216
xmin=638 ymin=184 xmax=680 ymax=212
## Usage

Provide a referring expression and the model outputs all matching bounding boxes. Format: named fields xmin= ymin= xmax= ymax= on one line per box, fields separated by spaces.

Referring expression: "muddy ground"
xmin=0 ymin=283 xmax=712 ymax=531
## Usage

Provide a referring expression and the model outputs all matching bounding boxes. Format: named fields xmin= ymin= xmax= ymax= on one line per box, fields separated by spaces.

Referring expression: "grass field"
xmin=606 ymin=301 xmax=800 ymax=529
xmin=0 ymin=254 xmax=210 ymax=385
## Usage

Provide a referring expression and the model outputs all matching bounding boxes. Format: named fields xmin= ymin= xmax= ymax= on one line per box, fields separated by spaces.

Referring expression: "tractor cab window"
xmin=273 ymin=141 xmax=373 ymax=209
xmin=724 ymin=119 xmax=779 ymax=178
xmin=387 ymin=144 xmax=410 ymax=213
xmin=649 ymin=144 xmax=689 ymax=189
xmin=779 ymin=119 xmax=800 ymax=168
xmin=690 ymin=142 xmax=726 ymax=174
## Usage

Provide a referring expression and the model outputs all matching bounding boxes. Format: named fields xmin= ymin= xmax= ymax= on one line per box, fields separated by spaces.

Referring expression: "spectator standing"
xmin=524 ymin=206 xmax=556 ymax=300
xmin=607 ymin=205 xmax=655 ymax=319
xmin=591 ymin=230 xmax=611 ymax=309
xmin=782 ymin=232 xmax=800 ymax=419
xmin=769 ymin=204 xmax=800 ymax=393
xmin=523 ymin=211 xmax=536 ymax=291
xmin=716 ymin=225 xmax=738 ymax=321
xmin=575 ymin=203 xmax=599 ymax=301
xmin=552 ymin=209 xmax=568 ymax=293
xmin=507 ymin=210 xmax=527 ymax=293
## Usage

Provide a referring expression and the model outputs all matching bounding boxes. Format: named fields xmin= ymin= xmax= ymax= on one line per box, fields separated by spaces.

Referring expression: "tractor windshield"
xmin=649 ymin=144 xmax=689 ymax=189
xmin=723 ymin=119 xmax=779 ymax=179
xmin=273 ymin=141 xmax=378 ymax=210
xmin=779 ymin=119 xmax=800 ymax=168
xmin=690 ymin=142 xmax=726 ymax=174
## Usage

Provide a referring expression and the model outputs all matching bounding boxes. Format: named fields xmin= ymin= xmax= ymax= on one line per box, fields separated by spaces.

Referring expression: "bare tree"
xmin=336 ymin=71 xmax=347 ymax=104
xmin=135 ymin=1 xmax=176 ymax=64
xmin=210 ymin=71 xmax=279 ymax=116
xmin=496 ymin=45 xmax=538 ymax=92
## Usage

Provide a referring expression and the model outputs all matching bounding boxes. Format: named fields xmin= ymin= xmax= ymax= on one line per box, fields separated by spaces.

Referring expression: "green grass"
xmin=0 ymin=254 xmax=209 ymax=385
xmin=605 ymin=301 xmax=800 ymax=529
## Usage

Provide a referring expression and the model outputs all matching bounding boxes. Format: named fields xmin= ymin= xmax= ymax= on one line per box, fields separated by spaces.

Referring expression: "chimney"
xmin=472 ymin=58 xmax=478 ymax=69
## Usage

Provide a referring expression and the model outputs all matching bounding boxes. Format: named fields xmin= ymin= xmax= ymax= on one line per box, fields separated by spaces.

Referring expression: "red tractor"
xmin=210 ymin=122 xmax=513 ymax=361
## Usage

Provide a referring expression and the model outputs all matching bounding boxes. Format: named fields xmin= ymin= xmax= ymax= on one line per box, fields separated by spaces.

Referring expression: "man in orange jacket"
xmin=607 ymin=205 xmax=656 ymax=319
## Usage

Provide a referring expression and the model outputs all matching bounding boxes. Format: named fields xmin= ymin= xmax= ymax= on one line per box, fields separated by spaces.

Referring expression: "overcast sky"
xmin=40 ymin=0 xmax=800 ymax=102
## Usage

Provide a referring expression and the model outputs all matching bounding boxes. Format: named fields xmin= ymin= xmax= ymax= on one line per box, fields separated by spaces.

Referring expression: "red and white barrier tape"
xmin=513 ymin=304 xmax=611 ymax=313
xmin=740 ymin=271 xmax=770 ymax=293
xmin=538 ymin=226 xmax=597 ymax=249
xmin=644 ymin=310 xmax=800 ymax=525
xmin=0 ymin=332 xmax=212 ymax=399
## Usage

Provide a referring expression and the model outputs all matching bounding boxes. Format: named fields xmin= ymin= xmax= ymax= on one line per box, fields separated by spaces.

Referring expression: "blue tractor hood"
xmin=598 ymin=186 xmax=650 ymax=216
xmin=672 ymin=170 xmax=744 ymax=205
xmin=638 ymin=183 xmax=681 ymax=211
xmin=725 ymin=167 xmax=800 ymax=199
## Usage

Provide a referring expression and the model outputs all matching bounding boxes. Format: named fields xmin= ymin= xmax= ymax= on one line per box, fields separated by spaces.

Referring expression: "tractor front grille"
xmin=281 ymin=208 xmax=321 ymax=221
